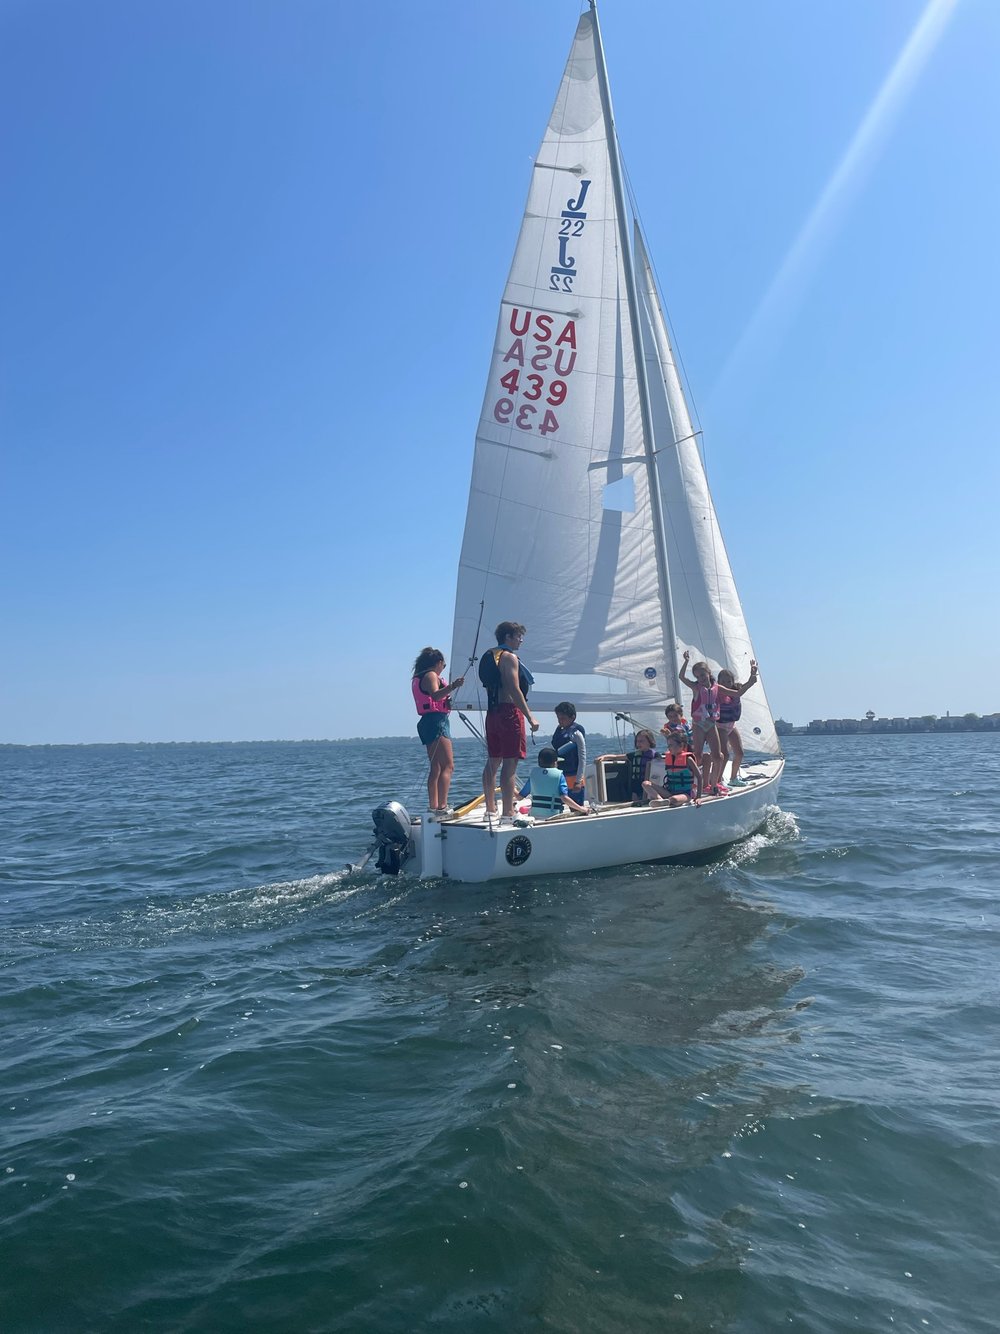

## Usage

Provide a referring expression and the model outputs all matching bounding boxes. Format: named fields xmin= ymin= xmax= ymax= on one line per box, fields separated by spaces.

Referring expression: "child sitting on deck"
xmin=592 ymin=729 xmax=658 ymax=806
xmin=518 ymin=747 xmax=592 ymax=819
xmin=643 ymin=732 xmax=702 ymax=806
xmin=627 ymin=729 xmax=659 ymax=804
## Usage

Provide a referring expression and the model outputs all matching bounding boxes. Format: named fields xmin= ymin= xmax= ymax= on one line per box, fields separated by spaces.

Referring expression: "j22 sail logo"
xmin=550 ymin=179 xmax=590 ymax=293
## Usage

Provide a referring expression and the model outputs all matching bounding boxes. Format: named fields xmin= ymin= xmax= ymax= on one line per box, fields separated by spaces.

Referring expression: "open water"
xmin=2 ymin=735 xmax=998 ymax=1333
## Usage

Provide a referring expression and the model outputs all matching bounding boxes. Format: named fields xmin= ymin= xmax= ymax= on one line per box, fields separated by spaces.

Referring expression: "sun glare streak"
xmin=712 ymin=0 xmax=958 ymax=403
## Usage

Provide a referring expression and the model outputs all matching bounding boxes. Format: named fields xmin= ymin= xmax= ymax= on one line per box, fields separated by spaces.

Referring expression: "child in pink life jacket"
xmin=679 ymin=650 xmax=726 ymax=794
xmin=716 ymin=661 xmax=758 ymax=787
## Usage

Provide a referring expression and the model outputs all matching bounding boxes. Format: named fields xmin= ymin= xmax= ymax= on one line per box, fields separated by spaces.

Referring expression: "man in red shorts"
xmin=479 ymin=621 xmax=540 ymax=825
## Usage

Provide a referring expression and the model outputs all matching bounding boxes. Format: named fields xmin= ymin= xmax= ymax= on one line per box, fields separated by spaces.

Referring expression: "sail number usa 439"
xmin=492 ymin=309 xmax=578 ymax=438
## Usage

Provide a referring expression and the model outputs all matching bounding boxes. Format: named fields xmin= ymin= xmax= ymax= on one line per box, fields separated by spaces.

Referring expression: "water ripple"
xmin=1 ymin=736 xmax=999 ymax=1332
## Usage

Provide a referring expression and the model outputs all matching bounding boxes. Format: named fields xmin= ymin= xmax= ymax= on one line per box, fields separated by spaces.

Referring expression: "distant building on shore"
xmin=774 ymin=714 xmax=1000 ymax=736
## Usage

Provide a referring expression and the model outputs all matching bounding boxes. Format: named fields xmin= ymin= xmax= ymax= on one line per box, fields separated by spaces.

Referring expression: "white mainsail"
xmin=451 ymin=11 xmax=670 ymax=713
xmin=450 ymin=8 xmax=778 ymax=754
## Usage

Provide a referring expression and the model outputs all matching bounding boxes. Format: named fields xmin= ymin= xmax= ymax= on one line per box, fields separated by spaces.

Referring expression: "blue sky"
xmin=3 ymin=0 xmax=997 ymax=743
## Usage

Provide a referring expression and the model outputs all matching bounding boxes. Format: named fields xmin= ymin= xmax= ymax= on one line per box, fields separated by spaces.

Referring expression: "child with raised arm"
xmin=660 ymin=702 xmax=692 ymax=746
xmin=716 ymin=661 xmax=758 ymax=787
xmin=679 ymin=650 xmax=726 ymax=794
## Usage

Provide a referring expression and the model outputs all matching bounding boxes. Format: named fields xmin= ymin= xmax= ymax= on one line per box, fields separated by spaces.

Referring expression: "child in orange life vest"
xmin=643 ymin=731 xmax=702 ymax=806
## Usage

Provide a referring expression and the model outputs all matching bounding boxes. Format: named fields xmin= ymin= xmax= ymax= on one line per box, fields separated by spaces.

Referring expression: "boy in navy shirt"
xmin=552 ymin=701 xmax=587 ymax=804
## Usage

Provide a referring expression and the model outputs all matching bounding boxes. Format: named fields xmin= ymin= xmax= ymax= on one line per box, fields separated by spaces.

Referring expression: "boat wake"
xmin=3 ymin=868 xmax=382 ymax=958
xmin=712 ymin=805 xmax=801 ymax=871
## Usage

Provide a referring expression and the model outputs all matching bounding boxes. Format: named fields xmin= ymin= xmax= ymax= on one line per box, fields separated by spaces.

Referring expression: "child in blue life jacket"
xmin=643 ymin=731 xmax=702 ymax=806
xmin=518 ymin=746 xmax=593 ymax=819
xmin=552 ymin=701 xmax=587 ymax=803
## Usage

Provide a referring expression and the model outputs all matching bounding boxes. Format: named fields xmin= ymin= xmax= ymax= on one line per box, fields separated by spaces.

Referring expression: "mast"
xmin=588 ymin=0 xmax=683 ymax=707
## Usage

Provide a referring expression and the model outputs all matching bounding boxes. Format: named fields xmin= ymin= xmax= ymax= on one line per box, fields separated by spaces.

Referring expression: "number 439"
xmin=499 ymin=370 xmax=567 ymax=406
xmin=493 ymin=398 xmax=560 ymax=436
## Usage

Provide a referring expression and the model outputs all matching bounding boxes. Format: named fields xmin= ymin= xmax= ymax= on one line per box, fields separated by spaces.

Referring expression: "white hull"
xmin=402 ymin=759 xmax=783 ymax=884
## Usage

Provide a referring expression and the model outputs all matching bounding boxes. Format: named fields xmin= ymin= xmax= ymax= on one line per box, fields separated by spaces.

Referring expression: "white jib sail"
xmin=451 ymin=11 xmax=675 ymax=715
xmin=635 ymin=227 xmax=780 ymax=755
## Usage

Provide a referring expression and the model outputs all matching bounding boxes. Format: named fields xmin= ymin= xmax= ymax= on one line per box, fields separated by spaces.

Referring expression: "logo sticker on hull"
xmin=505 ymin=835 xmax=532 ymax=867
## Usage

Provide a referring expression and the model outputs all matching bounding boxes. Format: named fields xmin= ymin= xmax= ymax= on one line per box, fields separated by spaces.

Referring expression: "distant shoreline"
xmin=777 ymin=714 xmax=999 ymax=736
xmin=3 ymin=722 xmax=999 ymax=749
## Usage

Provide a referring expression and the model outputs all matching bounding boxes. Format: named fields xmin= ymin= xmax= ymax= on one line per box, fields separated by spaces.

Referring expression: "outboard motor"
xmin=370 ymin=801 xmax=413 ymax=876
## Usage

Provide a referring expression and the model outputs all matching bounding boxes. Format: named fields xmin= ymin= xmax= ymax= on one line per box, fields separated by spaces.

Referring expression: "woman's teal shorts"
xmin=417 ymin=712 xmax=451 ymax=746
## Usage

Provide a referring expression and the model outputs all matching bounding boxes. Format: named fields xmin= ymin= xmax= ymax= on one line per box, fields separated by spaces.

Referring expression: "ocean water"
xmin=2 ymin=734 xmax=998 ymax=1334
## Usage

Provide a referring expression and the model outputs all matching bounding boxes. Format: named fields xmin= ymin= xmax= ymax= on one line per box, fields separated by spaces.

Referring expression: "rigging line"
xmin=624 ymin=194 xmax=743 ymax=674
xmin=456 ymin=711 xmax=485 ymax=744
xmin=621 ymin=159 xmax=707 ymax=453
xmin=633 ymin=301 xmax=748 ymax=692
xmin=465 ymin=598 xmax=486 ymax=675
xmin=625 ymin=221 xmax=726 ymax=674
xmin=649 ymin=430 xmax=703 ymax=458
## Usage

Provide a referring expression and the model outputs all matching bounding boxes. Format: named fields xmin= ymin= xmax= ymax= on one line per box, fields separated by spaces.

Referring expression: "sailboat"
xmin=369 ymin=2 xmax=784 ymax=883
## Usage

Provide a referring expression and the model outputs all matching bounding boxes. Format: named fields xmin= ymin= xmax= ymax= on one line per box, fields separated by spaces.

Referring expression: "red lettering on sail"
xmin=508 ymin=309 xmax=531 ymax=337
xmin=502 ymin=339 xmax=525 ymax=366
xmin=533 ymin=314 xmax=553 ymax=343
xmin=554 ymin=320 xmax=576 ymax=348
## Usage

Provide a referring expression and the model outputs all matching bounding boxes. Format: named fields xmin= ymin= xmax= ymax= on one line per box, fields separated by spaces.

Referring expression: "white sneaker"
xmin=498 ymin=816 xmax=514 ymax=828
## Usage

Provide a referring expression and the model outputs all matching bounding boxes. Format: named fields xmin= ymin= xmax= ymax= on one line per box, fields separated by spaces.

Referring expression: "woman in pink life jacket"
xmin=411 ymin=648 xmax=465 ymax=816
